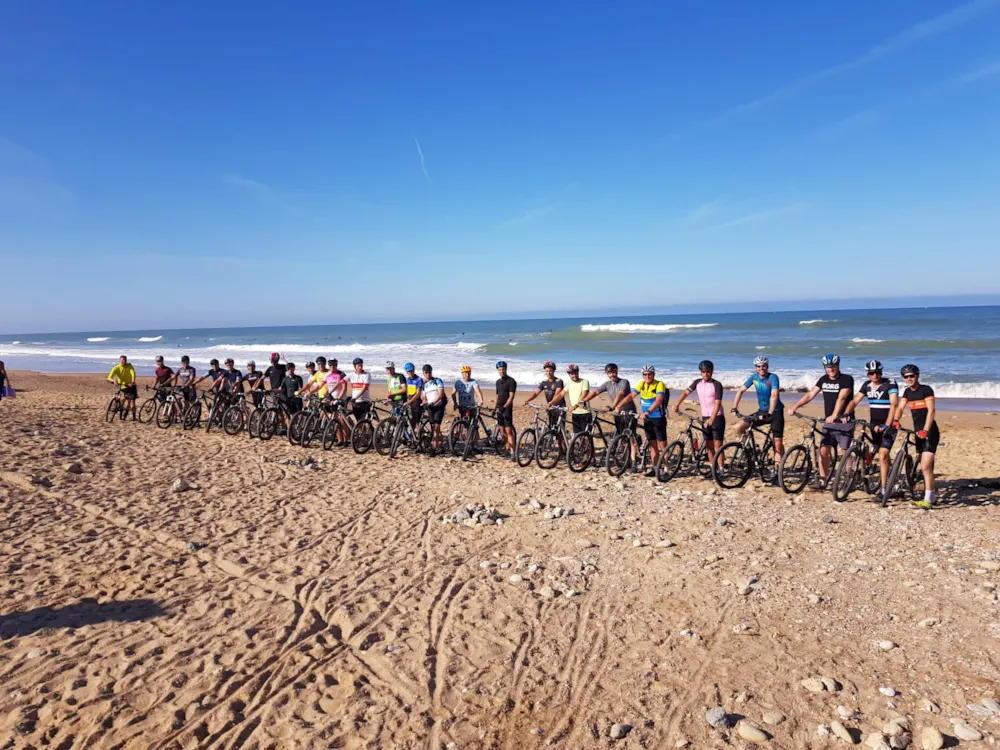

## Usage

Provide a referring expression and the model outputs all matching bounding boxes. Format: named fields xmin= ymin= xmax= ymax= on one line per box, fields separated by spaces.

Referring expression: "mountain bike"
xmin=258 ymin=395 xmax=295 ymax=441
xmin=288 ymin=394 xmax=322 ymax=446
xmin=373 ymin=401 xmax=410 ymax=456
xmin=566 ymin=409 xmax=616 ymax=473
xmin=247 ymin=390 xmax=280 ymax=439
xmin=882 ymin=427 xmax=925 ymax=507
xmin=778 ymin=414 xmax=843 ymax=494
xmin=137 ymin=385 xmax=165 ymax=424
xmin=182 ymin=390 xmax=212 ymax=431
xmin=830 ymin=419 xmax=882 ymax=502
xmin=534 ymin=405 xmax=570 ymax=470
xmin=387 ymin=403 xmax=440 ymax=458
xmin=222 ymin=392 xmax=255 ymax=436
xmin=449 ymin=405 xmax=514 ymax=461
xmin=350 ymin=399 xmax=387 ymax=454
xmin=606 ymin=411 xmax=650 ymax=477
xmin=105 ymin=387 xmax=129 ymax=423
xmin=155 ymin=387 xmax=188 ymax=429
xmin=205 ymin=389 xmax=237 ymax=434
xmin=516 ymin=404 xmax=563 ymax=468
xmin=712 ymin=410 xmax=777 ymax=489
xmin=321 ymin=398 xmax=356 ymax=451
xmin=656 ymin=411 xmax=713 ymax=482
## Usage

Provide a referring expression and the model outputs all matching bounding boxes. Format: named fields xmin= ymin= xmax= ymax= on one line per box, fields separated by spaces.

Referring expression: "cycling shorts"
xmin=571 ymin=414 xmax=589 ymax=433
xmin=285 ymin=397 xmax=303 ymax=415
xmin=547 ymin=409 xmax=563 ymax=429
xmin=122 ymin=385 xmax=138 ymax=399
xmin=701 ymin=414 xmax=726 ymax=442
xmin=426 ymin=402 xmax=446 ymax=425
xmin=496 ymin=406 xmax=514 ymax=428
xmin=753 ymin=409 xmax=784 ymax=438
xmin=916 ymin=427 xmax=940 ymax=455
xmin=643 ymin=416 xmax=667 ymax=442
xmin=821 ymin=422 xmax=856 ymax=451
xmin=409 ymin=403 xmax=423 ymax=426
xmin=870 ymin=424 xmax=897 ymax=451
xmin=458 ymin=405 xmax=477 ymax=418
xmin=352 ymin=401 xmax=371 ymax=421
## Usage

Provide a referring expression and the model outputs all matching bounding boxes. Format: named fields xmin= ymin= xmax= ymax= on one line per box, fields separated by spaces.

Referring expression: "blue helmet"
xmin=404 ymin=362 xmax=415 ymax=372
xmin=496 ymin=361 xmax=507 ymax=369
xmin=822 ymin=353 xmax=840 ymax=366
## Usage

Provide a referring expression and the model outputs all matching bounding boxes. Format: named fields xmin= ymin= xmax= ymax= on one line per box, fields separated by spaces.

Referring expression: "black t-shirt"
xmin=815 ymin=372 xmax=854 ymax=417
xmin=496 ymin=375 xmax=517 ymax=409
xmin=265 ymin=363 xmax=287 ymax=390
xmin=244 ymin=371 xmax=264 ymax=389
xmin=155 ymin=366 xmax=174 ymax=386
xmin=537 ymin=377 xmax=565 ymax=407
xmin=222 ymin=369 xmax=244 ymax=393
xmin=903 ymin=384 xmax=937 ymax=433
xmin=859 ymin=378 xmax=898 ymax=424
xmin=280 ymin=374 xmax=304 ymax=399
xmin=205 ymin=368 xmax=223 ymax=390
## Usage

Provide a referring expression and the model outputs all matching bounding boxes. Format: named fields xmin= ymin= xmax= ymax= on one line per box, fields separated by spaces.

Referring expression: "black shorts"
xmin=916 ymin=428 xmax=940 ymax=455
xmin=409 ymin=403 xmax=423 ymax=426
xmin=870 ymin=425 xmax=897 ymax=451
xmin=182 ymin=385 xmax=196 ymax=403
xmin=122 ymin=385 xmax=138 ymax=400
xmin=571 ymin=413 xmax=589 ymax=433
xmin=547 ymin=408 xmax=564 ymax=429
xmin=496 ymin=406 xmax=514 ymax=428
xmin=613 ymin=411 xmax=636 ymax=434
xmin=701 ymin=415 xmax=726 ymax=442
xmin=426 ymin=402 xmax=446 ymax=425
xmin=286 ymin=397 xmax=303 ymax=415
xmin=458 ymin=405 xmax=477 ymax=418
xmin=821 ymin=421 xmax=856 ymax=450
xmin=352 ymin=401 xmax=371 ymax=421
xmin=643 ymin=416 xmax=667 ymax=442
xmin=250 ymin=391 xmax=264 ymax=408
xmin=753 ymin=409 xmax=784 ymax=438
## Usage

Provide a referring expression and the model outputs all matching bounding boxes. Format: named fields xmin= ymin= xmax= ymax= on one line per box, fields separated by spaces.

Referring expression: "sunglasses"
xmin=903 ymin=374 xmax=917 ymax=379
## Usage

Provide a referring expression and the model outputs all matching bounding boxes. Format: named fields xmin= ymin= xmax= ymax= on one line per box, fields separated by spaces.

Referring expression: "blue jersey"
xmin=454 ymin=378 xmax=479 ymax=408
xmin=743 ymin=372 xmax=783 ymax=411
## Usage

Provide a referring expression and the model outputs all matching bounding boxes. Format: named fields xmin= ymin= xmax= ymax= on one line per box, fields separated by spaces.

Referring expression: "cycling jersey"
xmin=311 ymin=370 xmax=329 ymax=398
xmin=177 ymin=366 xmax=197 ymax=386
xmin=454 ymin=378 xmax=479 ymax=408
xmin=348 ymin=371 xmax=371 ymax=401
xmin=564 ymin=378 xmax=590 ymax=415
xmin=633 ymin=379 xmax=668 ymax=418
xmin=406 ymin=375 xmax=423 ymax=398
xmin=203 ymin=367 xmax=223 ymax=390
xmin=902 ymin=384 xmax=936 ymax=432
xmin=387 ymin=372 xmax=407 ymax=402
xmin=859 ymin=378 xmax=898 ymax=424
xmin=815 ymin=373 xmax=854 ymax=417
xmin=421 ymin=377 xmax=445 ymax=404
xmin=537 ymin=377 xmax=565 ymax=407
xmin=687 ymin=378 xmax=724 ymax=419
xmin=244 ymin=371 xmax=264 ymax=389
xmin=592 ymin=377 xmax=635 ymax=412
xmin=222 ymin=369 xmax=244 ymax=393
xmin=107 ymin=363 xmax=136 ymax=388
xmin=264 ymin=364 xmax=286 ymax=390
xmin=743 ymin=372 xmax=782 ymax=411
xmin=280 ymin=374 xmax=303 ymax=399
xmin=324 ymin=370 xmax=346 ymax=398
xmin=154 ymin=366 xmax=174 ymax=386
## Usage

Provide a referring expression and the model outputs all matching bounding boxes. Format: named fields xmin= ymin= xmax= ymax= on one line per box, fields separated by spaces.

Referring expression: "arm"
xmin=922 ymin=397 xmax=936 ymax=436
xmin=884 ymin=392 xmax=899 ymax=427
xmin=768 ymin=386 xmax=779 ymax=415
xmin=731 ymin=384 xmax=747 ymax=412
xmin=709 ymin=383 xmax=724 ymax=421
xmin=892 ymin=397 xmax=908 ymax=428
xmin=522 ymin=387 xmax=543 ymax=406
xmin=643 ymin=394 xmax=664 ymax=418
xmin=613 ymin=391 xmax=634 ymax=413
xmin=830 ymin=386 xmax=852 ymax=422
xmin=673 ymin=388 xmax=692 ymax=414
xmin=789 ymin=387 xmax=820 ymax=415
xmin=504 ymin=387 xmax=516 ymax=409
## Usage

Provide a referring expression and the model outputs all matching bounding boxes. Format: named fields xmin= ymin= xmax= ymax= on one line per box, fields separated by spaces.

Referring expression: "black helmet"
xmin=699 ymin=360 xmax=714 ymax=372
xmin=900 ymin=364 xmax=920 ymax=377
xmin=210 ymin=358 xmax=219 ymax=366
xmin=866 ymin=359 xmax=882 ymax=373
xmin=316 ymin=356 xmax=326 ymax=366
xmin=421 ymin=364 xmax=432 ymax=373
xmin=352 ymin=357 xmax=363 ymax=365
xmin=604 ymin=363 xmax=618 ymax=373
xmin=305 ymin=361 xmax=315 ymax=369
xmin=181 ymin=355 xmax=190 ymax=363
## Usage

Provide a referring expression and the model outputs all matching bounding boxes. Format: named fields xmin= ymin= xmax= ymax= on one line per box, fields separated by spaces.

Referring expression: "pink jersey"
xmin=324 ymin=370 xmax=347 ymax=397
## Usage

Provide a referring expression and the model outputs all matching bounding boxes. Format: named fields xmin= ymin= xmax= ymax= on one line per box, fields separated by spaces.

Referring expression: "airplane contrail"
xmin=413 ymin=136 xmax=430 ymax=182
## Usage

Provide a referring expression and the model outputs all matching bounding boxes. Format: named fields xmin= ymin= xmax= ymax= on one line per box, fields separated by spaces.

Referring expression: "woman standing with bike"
xmin=673 ymin=360 xmax=725 ymax=467
xmin=895 ymin=364 xmax=939 ymax=508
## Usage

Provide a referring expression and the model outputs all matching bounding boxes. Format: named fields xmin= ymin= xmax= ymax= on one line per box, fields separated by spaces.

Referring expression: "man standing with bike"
xmin=347 ymin=358 xmax=372 ymax=422
xmin=631 ymin=364 xmax=668 ymax=477
xmin=673 ymin=360 xmax=725 ymax=466
xmin=404 ymin=362 xmax=424 ymax=429
xmin=731 ymin=356 xmax=785 ymax=467
xmin=385 ymin=361 xmax=408 ymax=410
xmin=107 ymin=355 xmax=138 ymax=421
xmin=451 ymin=365 xmax=484 ymax=417
xmin=192 ymin=358 xmax=224 ymax=392
xmin=790 ymin=353 xmax=855 ymax=484
xmin=420 ymin=364 xmax=447 ymax=451
xmin=522 ymin=361 xmax=565 ymax=430
xmin=244 ymin=360 xmax=264 ymax=407
xmin=495 ymin=361 xmax=517 ymax=457
xmin=846 ymin=359 xmax=899 ymax=503
xmin=263 ymin=353 xmax=286 ymax=393
xmin=280 ymin=363 xmax=304 ymax=415
xmin=564 ymin=365 xmax=591 ymax=433
xmin=172 ymin=355 xmax=197 ymax=405
xmin=895 ymin=364 xmax=939 ymax=509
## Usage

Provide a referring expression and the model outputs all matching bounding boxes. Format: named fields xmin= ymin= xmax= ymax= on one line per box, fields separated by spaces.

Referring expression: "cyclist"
xmin=674 ymin=360 xmax=725 ymax=466
xmin=420 ymin=364 xmax=447 ymax=450
xmin=731 ymin=355 xmax=785 ymax=465
xmin=403 ymin=363 xmax=424 ymax=428
xmin=385 ymin=362 xmax=408 ymax=415
xmin=107 ymin=355 xmax=138 ymax=420
xmin=790 ymin=353 xmax=855 ymax=483
xmin=347 ymin=357 xmax=372 ymax=422
xmin=244 ymin=360 xmax=264 ymax=407
xmin=0 ymin=361 xmax=9 ymax=403
xmin=302 ymin=361 xmax=318 ymax=397
xmin=192 ymin=358 xmax=224 ymax=392
xmin=322 ymin=358 xmax=351 ymax=445
xmin=263 ymin=353 xmax=286 ymax=392
xmin=894 ymin=364 xmax=939 ymax=509
xmin=631 ymin=364 xmax=668 ymax=476
xmin=452 ymin=365 xmax=484 ymax=416
xmin=212 ymin=359 xmax=245 ymax=415
xmin=844 ymin=360 xmax=899 ymax=502
xmin=564 ymin=364 xmax=591 ymax=433
xmin=299 ymin=357 xmax=331 ymax=399
xmin=582 ymin=363 xmax=639 ymax=466
xmin=495 ymin=361 xmax=517 ymax=456
xmin=522 ymin=361 xmax=566 ymax=431
xmin=279 ymin=362 xmax=304 ymax=415
xmin=172 ymin=355 xmax=197 ymax=404
xmin=153 ymin=356 xmax=174 ymax=405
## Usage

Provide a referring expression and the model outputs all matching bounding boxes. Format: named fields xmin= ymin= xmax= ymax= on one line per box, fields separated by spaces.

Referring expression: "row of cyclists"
xmin=107 ymin=351 xmax=939 ymax=506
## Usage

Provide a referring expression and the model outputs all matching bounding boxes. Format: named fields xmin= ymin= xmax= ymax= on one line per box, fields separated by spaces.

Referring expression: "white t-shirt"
xmin=348 ymin=371 xmax=371 ymax=401
xmin=422 ymin=377 xmax=445 ymax=404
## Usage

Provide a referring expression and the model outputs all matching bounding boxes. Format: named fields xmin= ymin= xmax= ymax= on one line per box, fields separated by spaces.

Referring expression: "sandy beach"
xmin=2 ymin=370 xmax=999 ymax=749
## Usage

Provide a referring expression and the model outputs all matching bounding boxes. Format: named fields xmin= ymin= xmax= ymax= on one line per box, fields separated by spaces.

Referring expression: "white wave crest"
xmin=137 ymin=336 xmax=162 ymax=342
xmin=851 ymin=338 xmax=884 ymax=343
xmin=799 ymin=319 xmax=837 ymax=325
xmin=11 ymin=341 xmax=20 ymax=344
xmin=203 ymin=341 xmax=488 ymax=355
xmin=87 ymin=337 xmax=110 ymax=342
xmin=580 ymin=323 xmax=717 ymax=333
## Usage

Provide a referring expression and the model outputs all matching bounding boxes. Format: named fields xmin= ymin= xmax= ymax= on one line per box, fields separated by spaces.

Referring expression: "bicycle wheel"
xmin=831 ymin=447 xmax=861 ymax=503
xmin=223 ymin=406 xmax=245 ymax=436
xmin=448 ymin=418 xmax=471 ymax=457
xmin=884 ymin=448 xmax=908 ymax=505
xmin=418 ymin=422 xmax=436 ymax=456
xmin=758 ymin=441 xmax=777 ymax=484
xmin=907 ymin=454 xmax=925 ymax=502
xmin=288 ymin=411 xmax=308 ymax=445
xmin=321 ymin=417 xmax=338 ymax=451
xmin=183 ymin=401 xmax=202 ymax=430
xmin=138 ymin=397 xmax=158 ymax=425
xmin=492 ymin=425 xmax=514 ymax=458
xmin=374 ymin=417 xmax=395 ymax=456
xmin=259 ymin=408 xmax=280 ymax=441
xmin=695 ymin=444 xmax=712 ymax=478
xmin=567 ymin=433 xmax=594 ymax=473
xmin=712 ymin=441 xmax=752 ymax=489
xmin=105 ymin=396 xmax=122 ymax=423
xmin=606 ymin=433 xmax=632 ymax=477
xmin=862 ymin=453 xmax=881 ymax=495
xmin=656 ymin=440 xmax=684 ymax=482
xmin=300 ymin=414 xmax=321 ymax=448
xmin=351 ymin=419 xmax=375 ymax=454
xmin=778 ymin=445 xmax=811 ymax=494
xmin=155 ymin=400 xmax=175 ymax=429
xmin=516 ymin=428 xmax=537 ymax=468
xmin=536 ymin=429 xmax=563 ymax=470
xmin=247 ymin=408 xmax=263 ymax=439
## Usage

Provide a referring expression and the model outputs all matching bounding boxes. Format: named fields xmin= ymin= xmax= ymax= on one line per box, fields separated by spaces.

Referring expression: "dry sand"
xmin=2 ymin=371 xmax=999 ymax=749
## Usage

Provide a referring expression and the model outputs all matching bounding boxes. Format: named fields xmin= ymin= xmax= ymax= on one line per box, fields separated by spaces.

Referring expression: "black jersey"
xmin=859 ymin=378 xmax=898 ymax=424
xmin=815 ymin=373 xmax=854 ymax=417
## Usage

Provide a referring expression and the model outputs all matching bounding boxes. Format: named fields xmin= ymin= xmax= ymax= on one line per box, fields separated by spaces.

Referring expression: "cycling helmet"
xmin=181 ymin=355 xmax=190 ymax=363
xmin=496 ymin=361 xmax=507 ymax=369
xmin=566 ymin=364 xmax=579 ymax=373
xmin=385 ymin=360 xmax=395 ymax=369
xmin=604 ymin=363 xmax=618 ymax=372
xmin=404 ymin=362 xmax=415 ymax=372
xmin=866 ymin=359 xmax=882 ymax=373
xmin=225 ymin=358 xmax=235 ymax=365
xmin=753 ymin=355 xmax=768 ymax=366
xmin=305 ymin=361 xmax=315 ymax=369
xmin=210 ymin=358 xmax=219 ymax=366
xmin=900 ymin=364 xmax=920 ymax=377
xmin=316 ymin=356 xmax=326 ymax=366
xmin=699 ymin=360 xmax=714 ymax=372
xmin=822 ymin=353 xmax=840 ymax=366
xmin=543 ymin=361 xmax=556 ymax=369
xmin=460 ymin=365 xmax=472 ymax=373
xmin=286 ymin=362 xmax=296 ymax=369
xmin=421 ymin=364 xmax=432 ymax=373
xmin=352 ymin=357 xmax=363 ymax=365
xmin=270 ymin=352 xmax=280 ymax=362
xmin=247 ymin=360 xmax=256 ymax=367
xmin=640 ymin=364 xmax=655 ymax=374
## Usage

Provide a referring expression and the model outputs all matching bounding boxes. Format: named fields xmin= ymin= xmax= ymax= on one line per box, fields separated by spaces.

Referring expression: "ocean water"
xmin=3 ymin=307 xmax=999 ymax=404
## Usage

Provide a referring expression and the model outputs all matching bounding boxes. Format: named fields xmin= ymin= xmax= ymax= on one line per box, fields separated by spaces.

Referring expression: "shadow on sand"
xmin=0 ymin=598 xmax=166 ymax=639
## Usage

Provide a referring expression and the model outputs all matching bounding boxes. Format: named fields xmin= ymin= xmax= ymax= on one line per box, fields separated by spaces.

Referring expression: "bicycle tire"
xmin=695 ymin=444 xmax=712 ymax=478
xmin=884 ymin=448 xmax=908 ymax=505
xmin=606 ymin=433 xmax=632 ymax=477
xmin=418 ymin=422 xmax=436 ymax=456
xmin=105 ymin=396 xmax=121 ymax=423
xmin=831 ymin=447 xmax=861 ymax=503
xmin=321 ymin=417 xmax=338 ymax=451
xmin=516 ymin=429 xmax=537 ymax=468
xmin=288 ymin=411 xmax=308 ymax=446
xmin=155 ymin=400 xmax=175 ymax=429
xmin=248 ymin=408 xmax=263 ymax=439
xmin=351 ymin=419 xmax=375 ymax=454
xmin=259 ymin=408 xmax=280 ymax=441
xmin=861 ymin=452 xmax=881 ymax=495
xmin=713 ymin=442 xmax=753 ymax=489
xmin=907 ymin=454 xmax=925 ymax=502
xmin=205 ymin=399 xmax=221 ymax=433
xmin=138 ymin=397 xmax=158 ymax=425
xmin=300 ymin=413 xmax=320 ymax=448
xmin=448 ymin=418 xmax=470 ymax=457
xmin=778 ymin=445 xmax=811 ymax=494
xmin=567 ymin=433 xmax=594 ymax=473
xmin=657 ymin=440 xmax=684 ymax=482
xmin=758 ymin=441 xmax=777 ymax=484
xmin=536 ymin=429 xmax=563 ymax=470
xmin=374 ymin=418 xmax=395 ymax=456
xmin=183 ymin=401 xmax=202 ymax=431
xmin=223 ymin=406 xmax=245 ymax=436
xmin=388 ymin=418 xmax=406 ymax=459
xmin=492 ymin=425 xmax=514 ymax=458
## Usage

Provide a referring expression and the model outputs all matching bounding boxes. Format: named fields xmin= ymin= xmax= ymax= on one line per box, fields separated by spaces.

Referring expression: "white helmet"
xmin=385 ymin=360 xmax=395 ymax=369
xmin=640 ymin=364 xmax=655 ymax=374
xmin=753 ymin=355 xmax=768 ymax=366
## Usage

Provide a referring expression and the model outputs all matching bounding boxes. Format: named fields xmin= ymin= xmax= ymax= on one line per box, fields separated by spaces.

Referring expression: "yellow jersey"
xmin=107 ymin=363 xmax=136 ymax=388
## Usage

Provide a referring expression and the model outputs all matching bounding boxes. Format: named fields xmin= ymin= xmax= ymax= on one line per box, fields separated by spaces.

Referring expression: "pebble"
xmin=762 ymin=711 xmax=785 ymax=725
xmin=966 ymin=703 xmax=994 ymax=717
xmin=837 ymin=706 xmax=854 ymax=720
xmin=171 ymin=477 xmax=192 ymax=493
xmin=609 ymin=723 xmax=632 ymax=740
xmin=538 ymin=586 xmax=555 ymax=599
xmin=717 ymin=517 xmax=731 ymax=527
xmin=479 ymin=561 xmax=494 ymax=569
xmin=888 ymin=733 xmax=912 ymax=749
xmin=981 ymin=561 xmax=1000 ymax=571
xmin=919 ymin=727 xmax=943 ymax=750
xmin=866 ymin=735 xmax=892 ymax=750
xmin=532 ymin=728 xmax=544 ymax=736
xmin=508 ymin=575 xmax=524 ymax=584
xmin=919 ymin=699 xmax=940 ymax=714
xmin=575 ymin=538 xmax=596 ymax=549
xmin=878 ymin=640 xmax=898 ymax=651
xmin=26 ymin=648 xmax=45 ymax=659
xmin=821 ymin=676 xmax=841 ymax=692
xmin=917 ymin=618 xmax=940 ymax=628
xmin=801 ymin=677 xmax=826 ymax=693
xmin=879 ymin=687 xmax=897 ymax=697
xmin=950 ymin=722 xmax=982 ymax=741
xmin=632 ymin=539 xmax=649 ymax=548
xmin=654 ymin=539 xmax=675 ymax=548
xmin=64 ymin=462 xmax=83 ymax=474
xmin=884 ymin=718 xmax=910 ymax=736
xmin=982 ymin=698 xmax=1000 ymax=714
xmin=705 ymin=706 xmax=728 ymax=729
xmin=831 ymin=720 xmax=857 ymax=744
xmin=736 ymin=722 xmax=770 ymax=744
xmin=808 ymin=593 xmax=822 ymax=604
xmin=818 ymin=725 xmax=831 ymax=737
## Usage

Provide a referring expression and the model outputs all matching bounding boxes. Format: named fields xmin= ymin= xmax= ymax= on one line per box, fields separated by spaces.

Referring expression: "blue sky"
xmin=2 ymin=0 xmax=999 ymax=332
